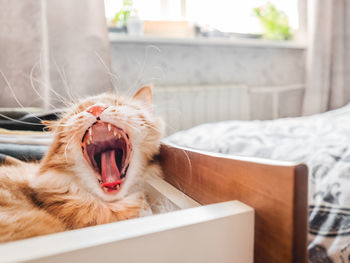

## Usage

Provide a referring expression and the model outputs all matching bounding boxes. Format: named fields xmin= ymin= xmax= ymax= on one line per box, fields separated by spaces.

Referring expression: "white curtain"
xmin=0 ymin=0 xmax=113 ymax=109
xmin=303 ymin=0 xmax=350 ymax=115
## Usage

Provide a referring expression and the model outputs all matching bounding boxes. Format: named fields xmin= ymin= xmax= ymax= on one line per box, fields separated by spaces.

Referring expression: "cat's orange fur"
xmin=0 ymin=86 xmax=163 ymax=242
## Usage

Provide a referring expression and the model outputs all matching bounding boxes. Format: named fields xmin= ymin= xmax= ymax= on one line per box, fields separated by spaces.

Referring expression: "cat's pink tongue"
xmin=100 ymin=150 xmax=121 ymax=184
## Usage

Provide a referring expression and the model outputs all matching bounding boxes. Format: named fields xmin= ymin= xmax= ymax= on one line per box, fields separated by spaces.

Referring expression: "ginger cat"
xmin=0 ymin=86 xmax=163 ymax=242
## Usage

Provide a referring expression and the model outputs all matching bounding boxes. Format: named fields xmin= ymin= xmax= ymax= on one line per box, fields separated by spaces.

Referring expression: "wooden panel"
xmin=0 ymin=201 xmax=253 ymax=263
xmin=159 ymin=143 xmax=308 ymax=263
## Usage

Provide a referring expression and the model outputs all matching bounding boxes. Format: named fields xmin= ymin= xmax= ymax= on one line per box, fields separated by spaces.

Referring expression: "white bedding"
xmin=165 ymin=104 xmax=350 ymax=262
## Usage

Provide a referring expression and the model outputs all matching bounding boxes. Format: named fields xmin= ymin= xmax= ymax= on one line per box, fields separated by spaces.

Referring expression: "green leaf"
xmin=252 ymin=2 xmax=292 ymax=40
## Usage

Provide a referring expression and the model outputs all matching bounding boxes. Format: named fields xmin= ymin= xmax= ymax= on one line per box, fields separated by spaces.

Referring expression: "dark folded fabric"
xmin=0 ymin=107 xmax=45 ymax=120
xmin=0 ymin=143 xmax=48 ymax=161
xmin=0 ymin=110 xmax=63 ymax=131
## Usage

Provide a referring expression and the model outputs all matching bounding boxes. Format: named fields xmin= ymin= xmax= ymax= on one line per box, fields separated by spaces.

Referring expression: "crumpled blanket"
xmin=165 ymin=104 xmax=350 ymax=263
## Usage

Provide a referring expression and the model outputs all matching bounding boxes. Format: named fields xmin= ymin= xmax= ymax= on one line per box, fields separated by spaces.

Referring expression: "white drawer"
xmin=0 ymin=178 xmax=254 ymax=263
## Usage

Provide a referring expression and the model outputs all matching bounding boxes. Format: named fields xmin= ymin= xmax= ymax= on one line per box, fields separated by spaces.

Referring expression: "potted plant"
xmin=110 ymin=0 xmax=142 ymax=35
xmin=253 ymin=2 xmax=292 ymax=40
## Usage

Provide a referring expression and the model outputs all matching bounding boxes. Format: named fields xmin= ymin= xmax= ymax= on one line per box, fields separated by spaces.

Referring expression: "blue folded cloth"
xmin=0 ymin=143 xmax=48 ymax=161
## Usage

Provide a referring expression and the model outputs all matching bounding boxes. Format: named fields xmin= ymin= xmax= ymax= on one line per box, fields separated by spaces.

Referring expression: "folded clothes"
xmin=0 ymin=136 xmax=52 ymax=145
xmin=0 ymin=143 xmax=48 ymax=161
xmin=0 ymin=109 xmax=63 ymax=131
xmin=0 ymin=128 xmax=50 ymax=136
xmin=0 ymin=109 xmax=59 ymax=161
xmin=0 ymin=107 xmax=42 ymax=120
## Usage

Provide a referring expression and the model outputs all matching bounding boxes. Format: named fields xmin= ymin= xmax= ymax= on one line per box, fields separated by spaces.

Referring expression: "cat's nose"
xmin=87 ymin=105 xmax=107 ymax=117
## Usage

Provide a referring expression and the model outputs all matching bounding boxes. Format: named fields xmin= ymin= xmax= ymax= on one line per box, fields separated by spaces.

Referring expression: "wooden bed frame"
xmin=159 ymin=142 xmax=308 ymax=263
xmin=0 ymin=140 xmax=307 ymax=262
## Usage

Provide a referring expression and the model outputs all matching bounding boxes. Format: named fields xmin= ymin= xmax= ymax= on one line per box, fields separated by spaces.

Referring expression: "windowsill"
xmin=109 ymin=34 xmax=306 ymax=49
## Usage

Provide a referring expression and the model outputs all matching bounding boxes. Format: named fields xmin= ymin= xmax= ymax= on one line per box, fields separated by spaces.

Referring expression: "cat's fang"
xmin=108 ymin=124 xmax=111 ymax=131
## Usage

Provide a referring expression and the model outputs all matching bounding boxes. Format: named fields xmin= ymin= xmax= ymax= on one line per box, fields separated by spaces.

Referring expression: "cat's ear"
xmin=133 ymin=85 xmax=153 ymax=106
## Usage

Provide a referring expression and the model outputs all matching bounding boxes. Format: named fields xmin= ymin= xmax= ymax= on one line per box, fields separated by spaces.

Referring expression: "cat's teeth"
xmin=113 ymin=131 xmax=117 ymax=136
xmin=89 ymin=128 xmax=92 ymax=136
xmin=108 ymin=124 xmax=111 ymax=131
xmin=87 ymin=140 xmax=90 ymax=145
xmin=117 ymin=134 xmax=121 ymax=139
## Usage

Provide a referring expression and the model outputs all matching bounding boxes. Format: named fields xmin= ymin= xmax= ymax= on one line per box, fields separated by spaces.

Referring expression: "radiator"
xmin=154 ymin=84 xmax=304 ymax=135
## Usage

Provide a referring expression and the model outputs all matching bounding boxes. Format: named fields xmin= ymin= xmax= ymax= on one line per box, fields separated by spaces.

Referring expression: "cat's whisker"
xmin=132 ymin=113 xmax=175 ymax=134
xmin=149 ymin=65 xmax=165 ymax=79
xmin=48 ymin=125 xmax=81 ymax=137
xmin=139 ymin=125 xmax=161 ymax=133
xmin=163 ymin=122 xmax=177 ymax=133
xmin=0 ymin=70 xmax=47 ymax=125
xmin=125 ymin=122 xmax=141 ymax=132
xmin=128 ymin=115 xmax=150 ymax=123
xmin=94 ymin=51 xmax=120 ymax=93
xmin=27 ymin=62 xmax=68 ymax=111
xmin=141 ymin=123 xmax=162 ymax=133
xmin=153 ymin=106 xmax=182 ymax=115
xmin=52 ymin=60 xmax=77 ymax=103
xmin=47 ymin=122 xmax=77 ymax=129
xmin=127 ymin=117 xmax=162 ymax=133
xmin=48 ymin=98 xmax=73 ymax=107
xmin=127 ymin=116 xmax=149 ymax=123
xmin=48 ymin=123 xmax=79 ymax=128
xmin=61 ymin=67 xmax=78 ymax=103
xmin=0 ymin=70 xmax=25 ymax=109
xmin=37 ymin=53 xmax=75 ymax=108
xmin=0 ymin=113 xmax=46 ymax=126
xmin=180 ymin=149 xmax=193 ymax=185
xmin=130 ymin=45 xmax=161 ymax=97
xmin=34 ymin=76 xmax=72 ymax=108
xmin=43 ymin=119 xmax=79 ymax=129
xmin=62 ymin=74 xmax=79 ymax=104
xmin=26 ymin=73 xmax=70 ymax=109
xmin=127 ymin=114 xmax=155 ymax=122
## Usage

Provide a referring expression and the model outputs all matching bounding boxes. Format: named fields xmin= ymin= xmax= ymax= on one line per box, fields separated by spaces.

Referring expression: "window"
xmin=104 ymin=0 xmax=299 ymax=37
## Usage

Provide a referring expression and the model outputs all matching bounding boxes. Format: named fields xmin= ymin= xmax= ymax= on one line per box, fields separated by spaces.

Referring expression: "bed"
xmin=164 ymin=103 xmax=350 ymax=263
xmin=0 ymin=140 xmax=306 ymax=263
xmin=0 ymin=133 xmax=307 ymax=263
xmin=2 ymin=104 xmax=348 ymax=262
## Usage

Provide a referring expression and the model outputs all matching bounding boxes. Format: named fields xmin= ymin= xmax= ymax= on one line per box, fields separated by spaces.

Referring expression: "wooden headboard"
xmin=159 ymin=142 xmax=308 ymax=263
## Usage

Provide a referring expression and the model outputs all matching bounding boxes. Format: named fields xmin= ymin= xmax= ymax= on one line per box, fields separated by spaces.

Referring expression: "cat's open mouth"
xmin=81 ymin=122 xmax=132 ymax=194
